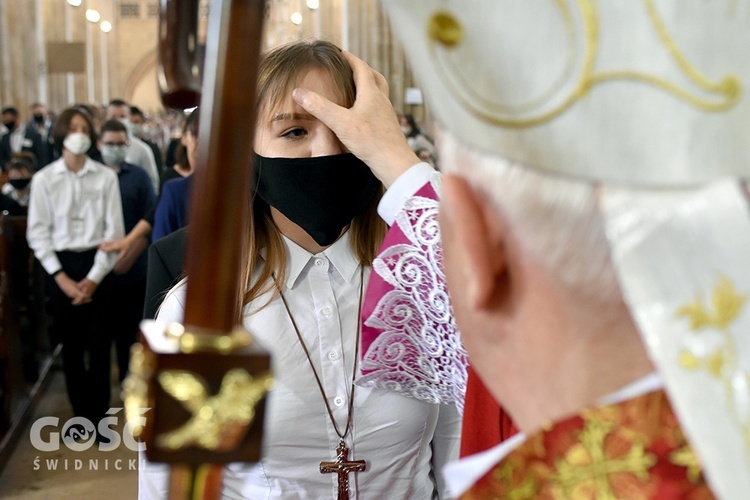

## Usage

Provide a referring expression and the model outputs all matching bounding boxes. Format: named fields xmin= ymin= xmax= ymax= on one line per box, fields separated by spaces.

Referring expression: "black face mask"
xmin=32 ymin=114 xmax=44 ymax=124
xmin=3 ymin=121 xmax=16 ymax=131
xmin=253 ymin=153 xmax=381 ymax=247
xmin=9 ymin=178 xmax=31 ymax=190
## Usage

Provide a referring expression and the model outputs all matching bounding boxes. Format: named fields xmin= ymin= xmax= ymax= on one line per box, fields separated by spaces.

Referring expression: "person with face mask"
xmin=139 ymin=40 xmax=460 ymax=499
xmin=26 ymin=107 xmax=125 ymax=425
xmin=301 ymin=2 xmax=750 ymax=497
xmin=0 ymin=106 xmax=47 ymax=171
xmin=97 ymin=119 xmax=156 ymax=385
xmin=150 ymin=108 xmax=199 ymax=242
xmin=0 ymin=156 xmax=25 ymax=216
xmin=105 ymin=99 xmax=161 ymax=194
xmin=2 ymin=152 xmax=36 ymax=208
xmin=98 ymin=109 xmax=200 ymax=320
xmin=129 ymin=105 xmax=164 ymax=174
xmin=27 ymin=102 xmax=54 ymax=165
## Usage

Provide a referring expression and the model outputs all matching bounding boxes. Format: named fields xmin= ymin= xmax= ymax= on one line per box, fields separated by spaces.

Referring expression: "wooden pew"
xmin=0 ymin=214 xmax=56 ymax=471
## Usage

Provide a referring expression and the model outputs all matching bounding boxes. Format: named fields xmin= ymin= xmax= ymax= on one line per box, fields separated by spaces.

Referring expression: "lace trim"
xmin=360 ymin=175 xmax=467 ymax=412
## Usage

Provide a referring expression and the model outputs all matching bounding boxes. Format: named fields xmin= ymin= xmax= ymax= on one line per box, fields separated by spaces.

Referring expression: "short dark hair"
xmin=108 ymin=99 xmax=128 ymax=108
xmin=7 ymin=152 xmax=36 ymax=172
xmin=52 ymin=108 xmax=96 ymax=155
xmin=173 ymin=142 xmax=188 ymax=167
xmin=183 ymin=108 xmax=200 ymax=137
xmin=2 ymin=107 xmax=19 ymax=117
xmin=100 ymin=119 xmax=128 ymax=136
xmin=73 ymin=103 xmax=96 ymax=120
xmin=130 ymin=106 xmax=145 ymax=119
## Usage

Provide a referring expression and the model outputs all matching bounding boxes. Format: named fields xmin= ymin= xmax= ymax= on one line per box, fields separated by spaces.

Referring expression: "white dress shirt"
xmin=2 ymin=182 xmax=30 ymax=206
xmin=125 ymin=135 xmax=160 ymax=194
xmin=9 ymin=124 xmax=27 ymax=154
xmin=139 ymin=231 xmax=461 ymax=499
xmin=26 ymin=156 xmax=125 ymax=283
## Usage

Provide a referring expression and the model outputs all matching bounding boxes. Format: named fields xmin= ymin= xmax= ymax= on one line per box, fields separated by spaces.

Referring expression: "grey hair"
xmin=439 ymin=129 xmax=620 ymax=303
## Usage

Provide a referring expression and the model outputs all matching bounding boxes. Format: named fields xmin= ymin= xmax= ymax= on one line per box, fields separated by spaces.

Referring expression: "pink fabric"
xmin=359 ymin=178 xmax=467 ymax=411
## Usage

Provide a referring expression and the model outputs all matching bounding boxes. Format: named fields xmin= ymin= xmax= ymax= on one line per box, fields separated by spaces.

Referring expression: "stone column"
xmin=0 ymin=0 xmax=41 ymax=113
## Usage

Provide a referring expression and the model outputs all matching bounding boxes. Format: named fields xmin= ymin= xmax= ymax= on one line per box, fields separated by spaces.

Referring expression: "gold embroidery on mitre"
xmin=676 ymin=275 xmax=744 ymax=382
xmin=669 ymin=445 xmax=703 ymax=484
xmin=676 ymin=275 xmax=750 ymax=468
xmin=155 ymin=368 xmax=273 ymax=451
xmin=428 ymin=0 xmax=580 ymax=127
xmin=428 ymin=0 xmax=742 ymax=129
xmin=551 ymin=414 xmax=657 ymax=499
xmin=428 ymin=11 xmax=462 ymax=47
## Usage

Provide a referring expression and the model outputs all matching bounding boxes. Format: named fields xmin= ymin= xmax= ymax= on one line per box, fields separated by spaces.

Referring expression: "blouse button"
xmin=333 ymin=396 xmax=345 ymax=407
xmin=315 ymin=258 xmax=325 ymax=267
xmin=322 ymin=306 xmax=332 ymax=315
xmin=328 ymin=351 xmax=339 ymax=360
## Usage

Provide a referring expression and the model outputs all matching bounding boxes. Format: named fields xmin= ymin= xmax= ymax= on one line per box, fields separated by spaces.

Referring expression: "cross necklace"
xmin=278 ymin=266 xmax=366 ymax=500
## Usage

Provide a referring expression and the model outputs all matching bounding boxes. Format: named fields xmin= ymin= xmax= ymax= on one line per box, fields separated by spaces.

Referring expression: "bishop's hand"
xmin=292 ymin=51 xmax=420 ymax=188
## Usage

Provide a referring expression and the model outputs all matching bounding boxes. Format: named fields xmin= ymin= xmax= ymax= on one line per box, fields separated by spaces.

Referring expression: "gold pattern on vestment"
xmin=427 ymin=0 xmax=742 ymax=129
xmin=155 ymin=368 xmax=273 ymax=451
xmin=669 ymin=445 xmax=703 ymax=484
xmin=495 ymin=459 xmax=538 ymax=499
xmin=676 ymin=275 xmax=750 ymax=468
xmin=551 ymin=414 xmax=657 ymax=499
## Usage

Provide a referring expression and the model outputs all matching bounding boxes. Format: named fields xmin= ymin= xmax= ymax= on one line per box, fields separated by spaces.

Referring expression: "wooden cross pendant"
xmin=320 ymin=440 xmax=367 ymax=500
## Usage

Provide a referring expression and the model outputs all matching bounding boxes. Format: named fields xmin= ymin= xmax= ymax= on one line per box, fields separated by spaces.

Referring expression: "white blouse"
xmin=139 ymin=231 xmax=460 ymax=499
xmin=26 ymin=156 xmax=124 ymax=283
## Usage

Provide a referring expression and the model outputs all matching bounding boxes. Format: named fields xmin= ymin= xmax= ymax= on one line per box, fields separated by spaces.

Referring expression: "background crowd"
xmin=0 ymin=98 xmax=437 ymax=426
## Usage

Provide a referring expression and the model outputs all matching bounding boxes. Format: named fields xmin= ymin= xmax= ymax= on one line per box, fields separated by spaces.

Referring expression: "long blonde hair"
xmin=238 ymin=40 xmax=388 ymax=319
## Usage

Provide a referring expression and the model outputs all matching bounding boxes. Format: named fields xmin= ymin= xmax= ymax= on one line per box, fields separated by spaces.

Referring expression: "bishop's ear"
xmin=440 ymin=174 xmax=508 ymax=311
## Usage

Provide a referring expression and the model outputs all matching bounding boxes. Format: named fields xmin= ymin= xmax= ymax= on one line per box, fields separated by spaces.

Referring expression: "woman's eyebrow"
xmin=271 ymin=112 xmax=315 ymax=122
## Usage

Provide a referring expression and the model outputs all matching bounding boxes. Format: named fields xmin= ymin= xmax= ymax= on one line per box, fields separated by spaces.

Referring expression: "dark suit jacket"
xmin=143 ymin=226 xmax=187 ymax=320
xmin=142 ymin=138 xmax=163 ymax=173
xmin=0 ymin=127 xmax=46 ymax=169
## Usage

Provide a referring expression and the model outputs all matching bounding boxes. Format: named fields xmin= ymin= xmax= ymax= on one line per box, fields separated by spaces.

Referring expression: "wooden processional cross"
xmin=320 ymin=440 xmax=366 ymax=500
xmin=127 ymin=1 xmax=269 ymax=499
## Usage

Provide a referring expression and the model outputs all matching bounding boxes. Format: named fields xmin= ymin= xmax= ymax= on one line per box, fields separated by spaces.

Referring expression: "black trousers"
xmin=101 ymin=277 xmax=146 ymax=383
xmin=47 ymin=249 xmax=112 ymax=422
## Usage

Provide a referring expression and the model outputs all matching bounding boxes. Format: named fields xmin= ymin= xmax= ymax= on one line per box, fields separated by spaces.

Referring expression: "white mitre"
xmin=384 ymin=0 xmax=748 ymax=187
xmin=382 ymin=0 xmax=750 ymax=498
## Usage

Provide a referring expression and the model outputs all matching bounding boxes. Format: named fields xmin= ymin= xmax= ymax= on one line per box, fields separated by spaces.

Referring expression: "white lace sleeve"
xmin=360 ymin=173 xmax=468 ymax=412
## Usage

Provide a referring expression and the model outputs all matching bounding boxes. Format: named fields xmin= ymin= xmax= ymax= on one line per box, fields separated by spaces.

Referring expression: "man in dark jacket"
xmin=1 ymin=107 xmax=47 ymax=170
xmin=0 ymin=107 xmax=49 ymax=169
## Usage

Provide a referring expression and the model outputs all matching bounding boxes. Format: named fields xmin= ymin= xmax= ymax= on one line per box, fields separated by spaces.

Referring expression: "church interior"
xmin=0 ymin=0 xmax=434 ymax=498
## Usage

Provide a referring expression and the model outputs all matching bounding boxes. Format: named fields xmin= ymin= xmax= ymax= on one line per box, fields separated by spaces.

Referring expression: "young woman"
xmin=26 ymin=107 xmax=124 ymax=423
xmin=3 ymin=152 xmax=36 ymax=208
xmin=151 ymin=109 xmax=198 ymax=241
xmin=140 ymin=40 xmax=459 ymax=499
